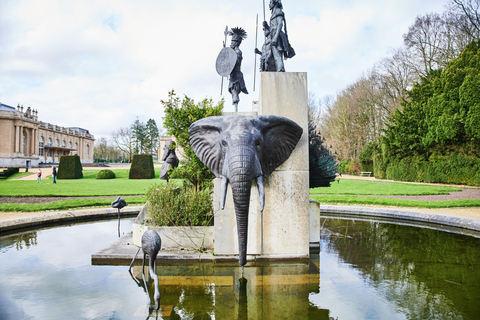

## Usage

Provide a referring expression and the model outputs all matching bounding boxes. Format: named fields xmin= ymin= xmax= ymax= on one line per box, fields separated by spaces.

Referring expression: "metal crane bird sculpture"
xmin=111 ymin=197 xmax=127 ymax=237
xmin=129 ymin=230 xmax=162 ymax=311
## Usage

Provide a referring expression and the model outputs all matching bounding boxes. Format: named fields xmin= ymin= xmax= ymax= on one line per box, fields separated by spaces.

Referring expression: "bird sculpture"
xmin=111 ymin=197 xmax=128 ymax=236
xmin=129 ymin=230 xmax=162 ymax=311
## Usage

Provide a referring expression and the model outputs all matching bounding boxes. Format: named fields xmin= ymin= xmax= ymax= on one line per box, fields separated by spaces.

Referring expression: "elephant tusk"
xmin=220 ymin=176 xmax=228 ymax=210
xmin=257 ymin=176 xmax=265 ymax=212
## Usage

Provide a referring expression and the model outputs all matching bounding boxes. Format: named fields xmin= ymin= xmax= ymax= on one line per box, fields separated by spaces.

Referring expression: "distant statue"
xmin=265 ymin=0 xmax=295 ymax=72
xmin=255 ymin=22 xmax=276 ymax=72
xmin=111 ymin=196 xmax=128 ymax=236
xmin=228 ymin=27 xmax=248 ymax=112
xmin=159 ymin=141 xmax=179 ymax=183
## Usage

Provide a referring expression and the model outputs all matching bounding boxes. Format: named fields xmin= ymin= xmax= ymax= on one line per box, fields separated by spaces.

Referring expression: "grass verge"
xmin=310 ymin=195 xmax=480 ymax=208
xmin=0 ymin=196 xmax=147 ymax=212
xmin=310 ymin=180 xmax=461 ymax=195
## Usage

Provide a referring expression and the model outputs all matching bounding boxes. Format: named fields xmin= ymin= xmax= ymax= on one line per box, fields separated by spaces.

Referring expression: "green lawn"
xmin=1 ymin=171 xmax=479 ymax=212
xmin=0 ymin=169 xmax=174 ymax=197
xmin=310 ymin=179 xmax=480 ymax=208
xmin=310 ymin=180 xmax=459 ymax=195
xmin=0 ymin=169 xmax=181 ymax=212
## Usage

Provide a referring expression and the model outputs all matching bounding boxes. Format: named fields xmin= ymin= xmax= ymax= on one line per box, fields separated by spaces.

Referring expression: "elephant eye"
xmin=221 ymin=140 xmax=227 ymax=147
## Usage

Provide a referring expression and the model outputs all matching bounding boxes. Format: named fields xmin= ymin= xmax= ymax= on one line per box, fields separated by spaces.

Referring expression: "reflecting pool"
xmin=0 ymin=217 xmax=479 ymax=319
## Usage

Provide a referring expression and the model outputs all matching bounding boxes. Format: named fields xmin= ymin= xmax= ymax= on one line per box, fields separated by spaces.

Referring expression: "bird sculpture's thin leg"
xmin=129 ymin=247 xmax=141 ymax=272
xmin=117 ymin=208 xmax=121 ymax=237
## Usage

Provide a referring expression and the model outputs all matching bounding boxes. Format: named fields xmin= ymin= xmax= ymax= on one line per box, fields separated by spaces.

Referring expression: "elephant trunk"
xmin=226 ymin=144 xmax=264 ymax=266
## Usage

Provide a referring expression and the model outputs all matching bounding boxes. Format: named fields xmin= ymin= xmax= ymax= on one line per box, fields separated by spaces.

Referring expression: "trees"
xmin=94 ymin=136 xmax=123 ymax=162
xmin=111 ymin=127 xmax=135 ymax=162
xmin=112 ymin=118 xmax=160 ymax=160
xmin=380 ymin=41 xmax=480 ymax=185
xmin=161 ymin=90 xmax=223 ymax=189
xmin=318 ymin=2 xmax=480 ymax=170
xmin=145 ymin=119 xmax=160 ymax=156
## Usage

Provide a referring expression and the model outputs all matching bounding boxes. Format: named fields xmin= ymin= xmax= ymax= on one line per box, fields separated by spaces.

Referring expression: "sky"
xmin=0 ymin=0 xmax=449 ymax=140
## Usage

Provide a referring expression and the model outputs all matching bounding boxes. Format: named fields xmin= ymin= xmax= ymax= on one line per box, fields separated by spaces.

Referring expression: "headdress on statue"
xmin=229 ymin=27 xmax=247 ymax=43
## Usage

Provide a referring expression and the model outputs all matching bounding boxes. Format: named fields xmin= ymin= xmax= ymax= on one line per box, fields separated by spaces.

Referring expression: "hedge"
xmin=385 ymin=154 xmax=480 ymax=186
xmin=129 ymin=154 xmax=155 ymax=179
xmin=57 ymin=155 xmax=83 ymax=179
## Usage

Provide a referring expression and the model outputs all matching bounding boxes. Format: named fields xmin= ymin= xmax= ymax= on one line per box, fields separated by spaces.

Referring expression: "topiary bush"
xmin=57 ymin=155 xmax=83 ymax=179
xmin=129 ymin=154 xmax=154 ymax=179
xmin=96 ymin=169 xmax=116 ymax=179
xmin=146 ymin=183 xmax=213 ymax=226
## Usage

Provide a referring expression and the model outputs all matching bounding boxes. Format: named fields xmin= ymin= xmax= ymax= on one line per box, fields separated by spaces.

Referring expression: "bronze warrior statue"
xmin=265 ymin=0 xmax=295 ymax=72
xmin=228 ymin=27 xmax=248 ymax=112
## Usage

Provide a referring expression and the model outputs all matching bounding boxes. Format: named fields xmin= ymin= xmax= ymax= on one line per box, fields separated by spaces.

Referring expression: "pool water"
xmin=0 ymin=217 xmax=479 ymax=319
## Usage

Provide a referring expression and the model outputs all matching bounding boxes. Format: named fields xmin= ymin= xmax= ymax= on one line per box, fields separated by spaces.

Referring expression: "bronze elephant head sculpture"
xmin=189 ymin=115 xmax=303 ymax=265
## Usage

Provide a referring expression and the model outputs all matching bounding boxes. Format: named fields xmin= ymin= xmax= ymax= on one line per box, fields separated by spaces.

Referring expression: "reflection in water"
xmin=313 ymin=217 xmax=480 ymax=319
xmin=1 ymin=218 xmax=480 ymax=319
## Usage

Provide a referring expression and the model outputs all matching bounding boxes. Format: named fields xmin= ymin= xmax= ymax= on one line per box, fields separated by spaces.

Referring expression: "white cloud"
xmin=0 ymin=0 xmax=448 ymax=138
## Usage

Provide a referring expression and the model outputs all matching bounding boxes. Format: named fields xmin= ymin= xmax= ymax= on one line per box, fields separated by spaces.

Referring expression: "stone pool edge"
xmin=321 ymin=205 xmax=480 ymax=233
xmin=0 ymin=206 xmax=143 ymax=233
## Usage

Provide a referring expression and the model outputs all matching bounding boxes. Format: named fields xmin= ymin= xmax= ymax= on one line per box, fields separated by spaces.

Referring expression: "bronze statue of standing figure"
xmin=159 ymin=141 xmax=179 ymax=183
xmin=228 ymin=27 xmax=248 ymax=112
xmin=259 ymin=0 xmax=295 ymax=72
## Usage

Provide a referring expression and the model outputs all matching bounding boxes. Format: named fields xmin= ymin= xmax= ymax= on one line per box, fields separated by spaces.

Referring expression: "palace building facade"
xmin=0 ymin=102 xmax=95 ymax=168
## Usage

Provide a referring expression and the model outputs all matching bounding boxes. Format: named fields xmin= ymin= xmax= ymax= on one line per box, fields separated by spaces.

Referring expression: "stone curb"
xmin=0 ymin=206 xmax=142 ymax=233
xmin=321 ymin=205 xmax=480 ymax=232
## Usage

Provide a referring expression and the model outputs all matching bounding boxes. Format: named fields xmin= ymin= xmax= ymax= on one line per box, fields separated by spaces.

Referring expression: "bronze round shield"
xmin=215 ymin=47 xmax=237 ymax=77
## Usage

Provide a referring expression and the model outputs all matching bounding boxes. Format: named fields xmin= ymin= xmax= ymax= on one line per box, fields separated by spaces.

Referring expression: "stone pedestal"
xmin=214 ymin=72 xmax=310 ymax=261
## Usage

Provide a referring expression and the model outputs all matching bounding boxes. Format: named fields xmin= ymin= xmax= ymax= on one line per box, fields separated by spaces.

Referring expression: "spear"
xmin=220 ymin=25 xmax=228 ymax=96
xmin=253 ymin=14 xmax=258 ymax=92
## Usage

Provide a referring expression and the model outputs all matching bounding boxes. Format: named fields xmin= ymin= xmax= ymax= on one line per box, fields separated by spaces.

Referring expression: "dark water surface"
xmin=0 ymin=217 xmax=479 ymax=319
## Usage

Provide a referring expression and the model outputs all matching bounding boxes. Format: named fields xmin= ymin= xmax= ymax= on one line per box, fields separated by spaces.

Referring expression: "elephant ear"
xmin=188 ymin=116 xmax=225 ymax=177
xmin=258 ymin=115 xmax=303 ymax=177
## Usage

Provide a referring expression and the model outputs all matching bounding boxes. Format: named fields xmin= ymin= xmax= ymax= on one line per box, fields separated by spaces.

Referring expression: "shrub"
xmin=146 ymin=183 xmax=213 ymax=226
xmin=129 ymin=154 xmax=154 ymax=179
xmin=338 ymin=159 xmax=361 ymax=174
xmin=385 ymin=154 xmax=480 ymax=186
xmin=358 ymin=143 xmax=374 ymax=173
xmin=96 ymin=169 xmax=116 ymax=179
xmin=57 ymin=155 xmax=83 ymax=179
xmin=161 ymin=90 xmax=223 ymax=189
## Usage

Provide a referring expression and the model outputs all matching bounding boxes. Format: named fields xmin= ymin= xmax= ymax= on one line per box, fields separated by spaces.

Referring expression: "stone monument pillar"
xmin=214 ymin=72 xmax=310 ymax=261
xmin=258 ymin=72 xmax=310 ymax=259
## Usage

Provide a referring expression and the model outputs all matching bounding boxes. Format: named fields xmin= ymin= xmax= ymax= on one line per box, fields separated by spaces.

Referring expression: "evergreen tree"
xmin=309 ymin=122 xmax=338 ymax=188
xmin=145 ymin=118 xmax=160 ymax=156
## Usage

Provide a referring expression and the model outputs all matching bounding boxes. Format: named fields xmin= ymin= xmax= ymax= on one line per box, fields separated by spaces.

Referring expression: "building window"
xmin=69 ymin=141 xmax=72 ymax=149
xmin=39 ymin=136 xmax=44 ymax=156
xmin=22 ymin=131 xmax=26 ymax=154
xmin=62 ymin=140 xmax=66 ymax=147
xmin=86 ymin=144 xmax=89 ymax=156
xmin=75 ymin=142 xmax=78 ymax=149
xmin=48 ymin=138 xmax=52 ymax=146
xmin=55 ymin=139 xmax=59 ymax=147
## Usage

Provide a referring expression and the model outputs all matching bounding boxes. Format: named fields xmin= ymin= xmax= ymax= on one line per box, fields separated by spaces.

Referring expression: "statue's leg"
xmin=272 ymin=46 xmax=285 ymax=72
